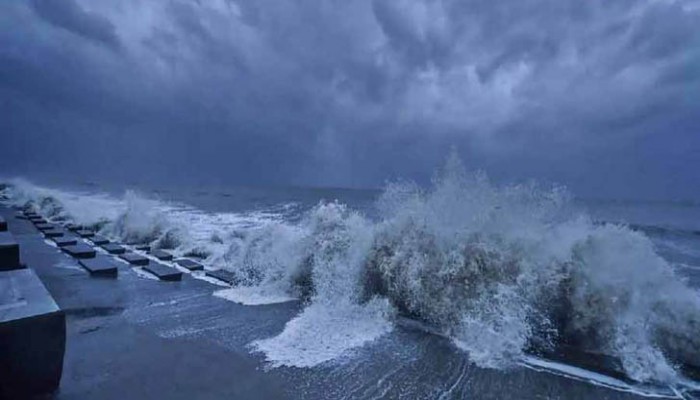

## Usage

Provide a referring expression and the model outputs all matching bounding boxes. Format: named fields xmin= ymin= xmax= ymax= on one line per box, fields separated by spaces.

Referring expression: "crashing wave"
xmin=0 ymin=178 xmax=279 ymax=262
xmin=3 ymin=155 xmax=700 ymax=384
xmin=217 ymin=153 xmax=700 ymax=382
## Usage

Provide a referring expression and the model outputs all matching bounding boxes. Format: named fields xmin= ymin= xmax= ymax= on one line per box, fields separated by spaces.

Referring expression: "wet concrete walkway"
xmin=0 ymin=206 xmax=297 ymax=400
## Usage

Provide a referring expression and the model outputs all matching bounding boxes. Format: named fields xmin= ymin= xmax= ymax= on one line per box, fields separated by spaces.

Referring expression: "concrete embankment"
xmin=0 ymin=205 xmax=292 ymax=399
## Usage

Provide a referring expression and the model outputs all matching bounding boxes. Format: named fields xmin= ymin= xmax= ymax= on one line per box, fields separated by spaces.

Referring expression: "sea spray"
xmin=238 ymin=156 xmax=700 ymax=381
xmin=5 ymin=178 xmax=123 ymax=225
xmin=2 ymin=180 xmax=279 ymax=260
xmin=4 ymin=157 xmax=700 ymax=383
xmin=365 ymin=156 xmax=579 ymax=369
xmin=105 ymin=191 xmax=176 ymax=245
xmin=361 ymin=158 xmax=700 ymax=382
xmin=211 ymin=222 xmax=307 ymax=290
xmin=250 ymin=202 xmax=395 ymax=367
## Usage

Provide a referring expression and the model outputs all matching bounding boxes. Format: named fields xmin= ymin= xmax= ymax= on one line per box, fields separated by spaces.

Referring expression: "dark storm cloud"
xmin=30 ymin=0 xmax=121 ymax=50
xmin=1 ymin=0 xmax=700 ymax=199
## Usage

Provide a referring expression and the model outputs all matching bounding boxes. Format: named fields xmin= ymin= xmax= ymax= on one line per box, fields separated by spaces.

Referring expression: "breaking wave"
xmin=4 ymin=154 xmax=700 ymax=384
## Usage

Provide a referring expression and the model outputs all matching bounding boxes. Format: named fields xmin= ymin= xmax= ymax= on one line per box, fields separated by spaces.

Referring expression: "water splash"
xmin=4 ymin=156 xmax=700 ymax=383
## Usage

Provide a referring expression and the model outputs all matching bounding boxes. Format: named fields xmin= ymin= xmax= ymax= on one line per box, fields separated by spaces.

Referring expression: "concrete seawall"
xmin=0 ymin=205 xmax=290 ymax=399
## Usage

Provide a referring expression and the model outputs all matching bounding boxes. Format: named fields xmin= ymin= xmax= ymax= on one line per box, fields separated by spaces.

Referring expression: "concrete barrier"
xmin=0 ymin=232 xmax=21 ymax=271
xmin=43 ymin=229 xmax=65 ymax=239
xmin=35 ymin=223 xmax=54 ymax=232
xmin=76 ymin=230 xmax=94 ymax=238
xmin=62 ymin=244 xmax=96 ymax=259
xmin=174 ymin=259 xmax=204 ymax=271
xmin=101 ymin=243 xmax=126 ymax=255
xmin=0 ymin=268 xmax=65 ymax=398
xmin=53 ymin=237 xmax=78 ymax=247
xmin=90 ymin=235 xmax=109 ymax=246
xmin=65 ymin=224 xmax=82 ymax=232
xmin=205 ymin=269 xmax=238 ymax=285
xmin=119 ymin=253 xmax=149 ymax=266
xmin=144 ymin=263 xmax=182 ymax=281
xmin=78 ymin=257 xmax=118 ymax=277
xmin=150 ymin=249 xmax=173 ymax=261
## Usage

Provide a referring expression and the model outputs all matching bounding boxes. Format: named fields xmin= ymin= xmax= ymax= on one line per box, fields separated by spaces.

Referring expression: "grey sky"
xmin=1 ymin=0 xmax=699 ymax=199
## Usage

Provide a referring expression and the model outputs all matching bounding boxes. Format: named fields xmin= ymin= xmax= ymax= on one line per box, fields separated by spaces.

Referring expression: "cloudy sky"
xmin=1 ymin=0 xmax=699 ymax=200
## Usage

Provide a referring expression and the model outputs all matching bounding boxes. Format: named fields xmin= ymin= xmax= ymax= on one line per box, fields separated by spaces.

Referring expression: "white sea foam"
xmin=520 ymin=357 xmax=679 ymax=398
xmin=132 ymin=267 xmax=160 ymax=281
xmin=4 ymin=178 xmax=282 ymax=265
xmin=4 ymin=154 xmax=700 ymax=384
xmin=214 ymin=286 xmax=296 ymax=306
xmin=251 ymin=299 xmax=394 ymax=368
xmin=7 ymin=178 xmax=124 ymax=225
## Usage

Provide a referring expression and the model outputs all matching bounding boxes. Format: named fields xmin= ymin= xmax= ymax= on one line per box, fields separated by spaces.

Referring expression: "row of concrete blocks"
xmin=20 ymin=211 xmax=241 ymax=287
xmin=0 ymin=210 xmax=65 ymax=399
xmin=0 ymin=208 xmax=236 ymax=398
xmin=23 ymin=209 xmax=240 ymax=283
xmin=24 ymin=210 xmax=208 ymax=281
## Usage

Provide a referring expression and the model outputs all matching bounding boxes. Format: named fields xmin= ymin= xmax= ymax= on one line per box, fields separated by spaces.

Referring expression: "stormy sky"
xmin=1 ymin=0 xmax=700 ymax=200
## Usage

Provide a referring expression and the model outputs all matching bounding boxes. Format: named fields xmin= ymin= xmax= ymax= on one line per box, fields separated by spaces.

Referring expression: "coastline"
xmin=0 ymin=204 xmax=687 ymax=399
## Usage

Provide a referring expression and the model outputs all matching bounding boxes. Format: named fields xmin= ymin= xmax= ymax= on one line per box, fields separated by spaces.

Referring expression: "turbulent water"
xmin=3 ymin=157 xmax=700 ymax=386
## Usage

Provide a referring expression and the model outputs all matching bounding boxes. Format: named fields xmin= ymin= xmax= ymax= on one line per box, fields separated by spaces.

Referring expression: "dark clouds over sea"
xmin=2 ymin=0 xmax=700 ymax=200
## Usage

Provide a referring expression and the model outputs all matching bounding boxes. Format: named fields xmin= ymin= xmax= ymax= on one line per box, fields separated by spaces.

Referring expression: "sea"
xmin=3 ymin=160 xmax=700 ymax=399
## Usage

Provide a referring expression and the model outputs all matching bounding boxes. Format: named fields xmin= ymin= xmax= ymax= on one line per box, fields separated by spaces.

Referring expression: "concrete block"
xmin=43 ymin=229 xmax=65 ymax=239
xmin=29 ymin=216 xmax=46 ymax=223
xmin=134 ymin=244 xmax=151 ymax=252
xmin=15 ymin=213 xmax=28 ymax=220
xmin=119 ymin=252 xmax=149 ymax=266
xmin=35 ymin=223 xmax=54 ymax=232
xmin=90 ymin=235 xmax=109 ymax=246
xmin=76 ymin=230 xmax=95 ymax=238
xmin=52 ymin=237 xmax=78 ymax=247
xmin=0 ymin=269 xmax=65 ymax=398
xmin=150 ymin=249 xmax=173 ymax=261
xmin=101 ymin=243 xmax=125 ymax=255
xmin=144 ymin=263 xmax=182 ymax=282
xmin=0 ymin=216 xmax=6 ymax=232
xmin=65 ymin=224 xmax=82 ymax=232
xmin=62 ymin=244 xmax=96 ymax=259
xmin=0 ymin=232 xmax=21 ymax=271
xmin=205 ymin=269 xmax=238 ymax=285
xmin=174 ymin=258 xmax=203 ymax=271
xmin=78 ymin=257 xmax=118 ymax=277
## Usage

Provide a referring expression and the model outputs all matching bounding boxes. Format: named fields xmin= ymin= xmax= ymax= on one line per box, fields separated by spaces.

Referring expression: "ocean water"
xmin=3 ymin=157 xmax=700 ymax=397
